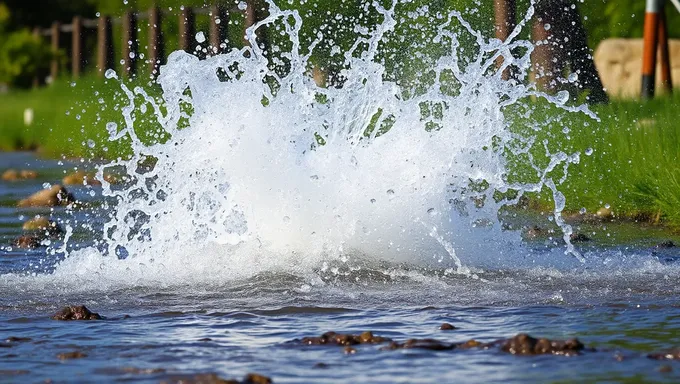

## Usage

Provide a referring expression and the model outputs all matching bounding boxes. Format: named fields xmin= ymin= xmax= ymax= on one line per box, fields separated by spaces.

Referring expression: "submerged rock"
xmin=382 ymin=338 xmax=456 ymax=351
xmin=499 ymin=333 xmax=585 ymax=356
xmin=62 ymin=171 xmax=102 ymax=186
xmin=648 ymin=349 xmax=680 ymax=360
xmin=300 ymin=331 xmax=391 ymax=346
xmin=596 ymin=207 xmax=613 ymax=220
xmin=1 ymin=169 xmax=38 ymax=182
xmin=17 ymin=185 xmax=75 ymax=208
xmin=439 ymin=323 xmax=457 ymax=330
xmin=12 ymin=235 xmax=43 ymax=249
xmin=51 ymin=305 xmax=102 ymax=321
xmin=160 ymin=373 xmax=272 ymax=384
xmin=57 ymin=351 xmax=87 ymax=360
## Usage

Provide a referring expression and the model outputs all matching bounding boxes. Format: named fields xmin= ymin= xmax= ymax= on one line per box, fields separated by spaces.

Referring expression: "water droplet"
xmin=579 ymin=207 xmax=586 ymax=214
xmin=282 ymin=216 xmax=290 ymax=223
xmin=96 ymin=12 xmax=101 ymax=17
xmin=195 ymin=32 xmax=206 ymax=43
xmin=370 ymin=198 xmax=376 ymax=204
xmin=585 ymin=148 xmax=594 ymax=156
xmin=105 ymin=69 xmax=117 ymax=79
xmin=544 ymin=23 xmax=551 ymax=31
xmin=427 ymin=208 xmax=436 ymax=215
xmin=106 ymin=122 xmax=118 ymax=135
xmin=386 ymin=189 xmax=395 ymax=196
xmin=87 ymin=139 xmax=95 ymax=148
xmin=604 ymin=203 xmax=611 ymax=209
xmin=556 ymin=90 xmax=569 ymax=104
xmin=238 ymin=1 xmax=247 ymax=10
xmin=129 ymin=52 xmax=136 ymax=59
xmin=568 ymin=72 xmax=578 ymax=82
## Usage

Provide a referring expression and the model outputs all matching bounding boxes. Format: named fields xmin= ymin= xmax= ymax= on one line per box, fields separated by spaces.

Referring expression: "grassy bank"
xmin=1 ymin=76 xmax=680 ymax=225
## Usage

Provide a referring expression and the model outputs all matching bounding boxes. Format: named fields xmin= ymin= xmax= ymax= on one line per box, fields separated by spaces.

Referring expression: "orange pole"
xmin=658 ymin=9 xmax=673 ymax=93
xmin=641 ymin=0 xmax=663 ymax=99
xmin=494 ymin=0 xmax=516 ymax=80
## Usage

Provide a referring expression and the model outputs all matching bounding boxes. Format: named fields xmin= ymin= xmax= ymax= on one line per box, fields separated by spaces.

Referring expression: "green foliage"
xmin=0 ymin=29 xmax=56 ymax=88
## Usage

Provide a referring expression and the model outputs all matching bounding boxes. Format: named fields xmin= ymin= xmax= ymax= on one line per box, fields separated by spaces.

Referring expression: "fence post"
xmin=658 ymin=8 xmax=673 ymax=94
xmin=641 ymin=0 xmax=664 ymax=99
xmin=122 ymin=11 xmax=138 ymax=78
xmin=71 ymin=16 xmax=83 ymax=79
xmin=244 ymin=0 xmax=269 ymax=51
xmin=179 ymin=7 xmax=196 ymax=53
xmin=494 ymin=0 xmax=516 ymax=80
xmin=50 ymin=22 xmax=60 ymax=81
xmin=97 ymin=15 xmax=114 ymax=77
xmin=149 ymin=7 xmax=164 ymax=76
xmin=210 ymin=5 xmax=228 ymax=54
xmin=531 ymin=8 xmax=559 ymax=92
xmin=32 ymin=28 xmax=42 ymax=87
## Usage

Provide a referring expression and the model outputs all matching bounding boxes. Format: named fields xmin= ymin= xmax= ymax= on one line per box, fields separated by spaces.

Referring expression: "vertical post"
xmin=71 ymin=16 xmax=83 ymax=79
xmin=658 ymin=8 xmax=673 ymax=94
xmin=50 ymin=22 xmax=61 ymax=81
xmin=561 ymin=2 xmax=609 ymax=103
xmin=641 ymin=0 xmax=664 ymax=99
xmin=32 ymin=28 xmax=42 ymax=88
xmin=149 ymin=7 xmax=164 ymax=76
xmin=494 ymin=0 xmax=516 ymax=80
xmin=122 ymin=11 xmax=138 ymax=78
xmin=97 ymin=15 xmax=114 ymax=77
xmin=179 ymin=7 xmax=196 ymax=53
xmin=210 ymin=5 xmax=228 ymax=54
xmin=532 ymin=11 xmax=557 ymax=92
xmin=243 ymin=0 xmax=269 ymax=52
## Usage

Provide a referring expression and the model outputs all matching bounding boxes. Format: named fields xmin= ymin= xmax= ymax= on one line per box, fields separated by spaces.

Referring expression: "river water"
xmin=1 ymin=152 xmax=680 ymax=383
xmin=2 ymin=2 xmax=680 ymax=381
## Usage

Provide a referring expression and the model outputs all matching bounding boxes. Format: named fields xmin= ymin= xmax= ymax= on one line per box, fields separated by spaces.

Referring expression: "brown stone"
xmin=300 ymin=331 xmax=391 ymax=346
xmin=243 ymin=374 xmax=272 ymax=384
xmin=439 ymin=323 xmax=457 ymax=330
xmin=51 ymin=305 xmax=102 ymax=321
xmin=22 ymin=216 xmax=63 ymax=237
xmin=160 ymin=373 xmax=239 ymax=384
xmin=62 ymin=171 xmax=102 ymax=186
xmin=5 ymin=337 xmax=31 ymax=343
xmin=659 ymin=365 xmax=673 ymax=373
xmin=2 ymin=169 xmax=38 ymax=182
xmin=500 ymin=333 xmax=584 ymax=356
xmin=569 ymin=233 xmax=591 ymax=243
xmin=57 ymin=351 xmax=87 ymax=360
xmin=12 ymin=235 xmax=43 ymax=249
xmin=18 ymin=185 xmax=75 ymax=208
xmin=344 ymin=346 xmax=357 ymax=354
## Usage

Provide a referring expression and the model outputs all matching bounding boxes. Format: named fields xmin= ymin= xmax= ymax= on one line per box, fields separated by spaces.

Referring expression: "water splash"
xmin=40 ymin=1 xmax=599 ymax=285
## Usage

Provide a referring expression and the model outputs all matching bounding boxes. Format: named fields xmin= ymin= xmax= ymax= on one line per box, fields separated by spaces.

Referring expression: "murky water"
xmin=2 ymin=1 xmax=680 ymax=381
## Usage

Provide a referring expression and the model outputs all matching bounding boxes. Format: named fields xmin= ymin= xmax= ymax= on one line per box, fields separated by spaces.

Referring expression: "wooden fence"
xmin=34 ymin=2 xmax=263 ymax=82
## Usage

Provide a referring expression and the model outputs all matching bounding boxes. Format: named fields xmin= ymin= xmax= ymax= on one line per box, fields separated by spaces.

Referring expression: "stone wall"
xmin=594 ymin=38 xmax=680 ymax=98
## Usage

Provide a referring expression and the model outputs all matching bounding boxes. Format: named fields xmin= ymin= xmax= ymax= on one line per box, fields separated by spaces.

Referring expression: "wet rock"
xmin=22 ymin=216 xmax=64 ymax=237
xmin=51 ymin=305 xmax=102 ymax=320
xmin=648 ymin=349 xmax=680 ymax=360
xmin=198 ymin=338 xmax=213 ymax=342
xmin=596 ymin=207 xmax=613 ymax=220
xmin=57 ymin=351 xmax=87 ymax=360
xmin=62 ymin=171 xmax=102 ymax=187
xmin=0 ymin=343 xmax=13 ymax=348
xmin=1 ymin=169 xmax=38 ymax=182
xmin=439 ymin=322 xmax=457 ymax=330
xmin=313 ymin=362 xmax=329 ymax=369
xmin=344 ymin=346 xmax=357 ymax=354
xmin=12 ymin=235 xmax=43 ymax=249
xmin=382 ymin=338 xmax=456 ymax=351
xmin=17 ymin=185 xmax=75 ymax=208
xmin=160 ymin=373 xmax=239 ymax=384
xmin=569 ymin=233 xmax=591 ymax=243
xmin=300 ymin=331 xmax=391 ymax=346
xmin=500 ymin=333 xmax=584 ymax=356
xmin=457 ymin=339 xmax=484 ymax=349
xmin=5 ymin=337 xmax=31 ymax=343
xmin=244 ymin=373 xmax=272 ymax=384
